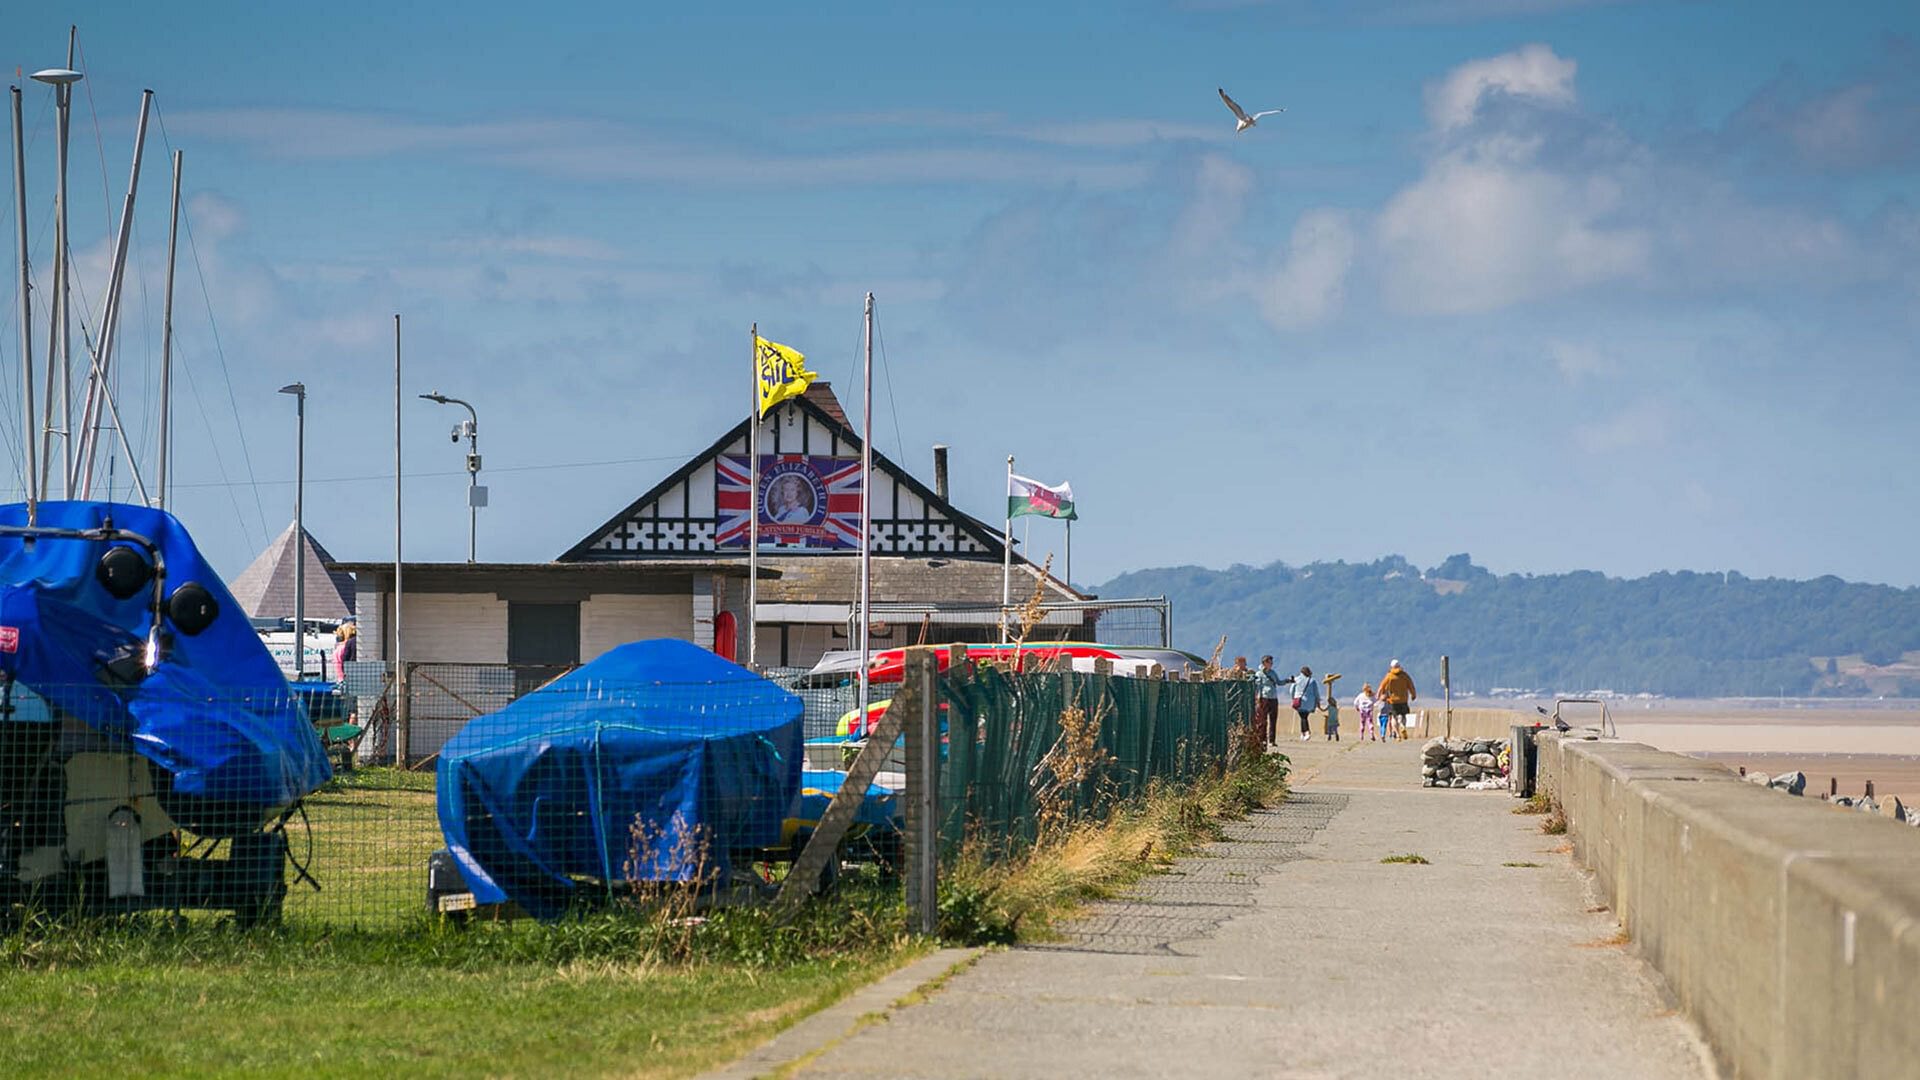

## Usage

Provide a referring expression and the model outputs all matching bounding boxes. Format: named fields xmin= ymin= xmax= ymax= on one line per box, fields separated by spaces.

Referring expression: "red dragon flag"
xmin=1008 ymin=474 xmax=1077 ymax=520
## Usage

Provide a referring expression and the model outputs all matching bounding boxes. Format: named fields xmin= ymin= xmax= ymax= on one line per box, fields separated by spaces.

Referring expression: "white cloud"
xmin=1374 ymin=152 xmax=1649 ymax=313
xmin=1259 ymin=210 xmax=1356 ymax=329
xmin=168 ymin=107 xmax=1175 ymax=191
xmin=1169 ymin=154 xmax=1255 ymax=261
xmin=1424 ymin=43 xmax=1577 ymax=131
xmin=186 ymin=192 xmax=247 ymax=241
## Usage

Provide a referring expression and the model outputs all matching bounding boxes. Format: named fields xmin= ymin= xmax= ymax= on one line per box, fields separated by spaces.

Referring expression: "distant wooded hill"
xmin=1097 ymin=555 xmax=1920 ymax=699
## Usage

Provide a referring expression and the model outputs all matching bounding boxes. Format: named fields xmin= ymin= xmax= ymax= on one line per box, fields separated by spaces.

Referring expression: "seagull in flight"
xmin=1218 ymin=88 xmax=1284 ymax=133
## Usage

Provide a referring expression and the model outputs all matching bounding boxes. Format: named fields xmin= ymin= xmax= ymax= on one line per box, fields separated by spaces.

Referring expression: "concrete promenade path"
xmin=790 ymin=737 xmax=1717 ymax=1079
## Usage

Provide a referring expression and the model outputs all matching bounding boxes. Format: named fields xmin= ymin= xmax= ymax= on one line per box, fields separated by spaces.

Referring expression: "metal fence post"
xmin=395 ymin=661 xmax=411 ymax=766
xmin=903 ymin=648 xmax=940 ymax=936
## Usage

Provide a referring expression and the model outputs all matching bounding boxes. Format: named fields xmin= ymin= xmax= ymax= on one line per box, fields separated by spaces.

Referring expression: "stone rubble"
xmin=1749 ymin=769 xmax=1920 ymax=826
xmin=1420 ymin=738 xmax=1510 ymax=790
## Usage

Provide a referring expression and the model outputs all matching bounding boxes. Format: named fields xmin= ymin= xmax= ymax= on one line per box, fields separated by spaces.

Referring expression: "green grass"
xmin=0 ymin=945 xmax=910 ymax=1078
xmin=1379 ymin=853 xmax=1430 ymax=865
xmin=282 ymin=767 xmax=443 ymax=929
xmin=2 ymin=880 xmax=924 ymax=1079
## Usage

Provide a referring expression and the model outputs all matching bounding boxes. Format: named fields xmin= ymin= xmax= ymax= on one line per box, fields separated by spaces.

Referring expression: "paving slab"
xmin=792 ymin=739 xmax=1717 ymax=1079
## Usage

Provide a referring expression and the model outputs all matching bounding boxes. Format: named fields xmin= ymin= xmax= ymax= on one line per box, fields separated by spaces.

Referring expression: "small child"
xmin=1324 ymin=691 xmax=1340 ymax=741
xmin=1354 ymin=684 xmax=1376 ymax=741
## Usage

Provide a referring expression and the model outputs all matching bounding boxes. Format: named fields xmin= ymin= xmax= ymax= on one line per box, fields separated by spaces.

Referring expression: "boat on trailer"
xmin=0 ymin=501 xmax=331 ymax=925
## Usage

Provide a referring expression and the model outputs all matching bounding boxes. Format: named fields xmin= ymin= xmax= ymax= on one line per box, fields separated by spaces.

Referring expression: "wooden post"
xmin=776 ymin=675 xmax=914 ymax=914
xmin=902 ymin=648 xmax=940 ymax=935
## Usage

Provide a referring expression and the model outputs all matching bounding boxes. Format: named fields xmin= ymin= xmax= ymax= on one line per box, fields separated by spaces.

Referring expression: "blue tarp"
xmin=437 ymin=638 xmax=803 ymax=920
xmin=0 ymin=501 xmax=332 ymax=834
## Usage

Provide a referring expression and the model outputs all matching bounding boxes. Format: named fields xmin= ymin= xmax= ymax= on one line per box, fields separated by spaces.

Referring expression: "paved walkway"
xmin=792 ymin=738 xmax=1716 ymax=1079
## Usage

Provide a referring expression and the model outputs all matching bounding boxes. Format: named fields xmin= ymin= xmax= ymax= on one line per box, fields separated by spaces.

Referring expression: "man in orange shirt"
xmin=1378 ymin=659 xmax=1416 ymax=740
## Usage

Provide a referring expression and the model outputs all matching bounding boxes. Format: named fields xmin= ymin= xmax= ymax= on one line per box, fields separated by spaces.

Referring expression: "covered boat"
xmin=0 ymin=501 xmax=331 ymax=831
xmin=0 ymin=500 xmax=332 ymax=922
xmin=436 ymin=638 xmax=803 ymax=920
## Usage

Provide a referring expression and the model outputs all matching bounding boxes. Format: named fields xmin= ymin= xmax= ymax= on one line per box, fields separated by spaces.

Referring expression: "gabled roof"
xmin=229 ymin=521 xmax=356 ymax=620
xmin=559 ymin=382 xmax=1014 ymax=564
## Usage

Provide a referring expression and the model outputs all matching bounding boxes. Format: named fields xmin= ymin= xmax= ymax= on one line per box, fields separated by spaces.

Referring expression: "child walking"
xmin=1354 ymin=684 xmax=1377 ymax=742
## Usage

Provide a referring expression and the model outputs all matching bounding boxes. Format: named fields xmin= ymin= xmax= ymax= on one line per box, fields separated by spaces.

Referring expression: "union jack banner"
xmin=716 ymin=454 xmax=865 ymax=550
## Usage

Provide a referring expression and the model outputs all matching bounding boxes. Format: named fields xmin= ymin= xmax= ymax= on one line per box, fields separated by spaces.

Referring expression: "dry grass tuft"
xmin=939 ymin=749 xmax=1289 ymax=943
xmin=1513 ymin=793 xmax=1553 ymax=815
xmin=1380 ymin=853 xmax=1430 ymax=865
xmin=1032 ymin=695 xmax=1117 ymax=833
xmin=1541 ymin=806 xmax=1568 ymax=835
xmin=1007 ymin=555 xmax=1055 ymax=653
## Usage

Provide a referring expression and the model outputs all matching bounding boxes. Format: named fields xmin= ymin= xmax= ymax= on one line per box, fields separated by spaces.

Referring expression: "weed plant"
xmin=936 ymin=741 xmax=1289 ymax=944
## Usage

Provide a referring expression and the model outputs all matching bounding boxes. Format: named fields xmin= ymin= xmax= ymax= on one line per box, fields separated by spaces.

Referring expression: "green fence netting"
xmin=937 ymin=666 xmax=1254 ymax=859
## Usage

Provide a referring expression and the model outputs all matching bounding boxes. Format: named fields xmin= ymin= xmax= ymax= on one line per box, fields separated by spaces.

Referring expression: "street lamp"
xmin=278 ymin=382 xmax=306 ymax=680
xmin=418 ymin=391 xmax=483 ymax=563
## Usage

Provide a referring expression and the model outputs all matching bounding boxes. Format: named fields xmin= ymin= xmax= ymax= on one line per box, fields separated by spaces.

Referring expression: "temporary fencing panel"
xmin=937 ymin=661 xmax=1253 ymax=859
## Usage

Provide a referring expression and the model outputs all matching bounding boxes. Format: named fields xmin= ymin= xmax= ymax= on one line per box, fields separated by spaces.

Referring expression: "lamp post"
xmin=418 ymin=391 xmax=482 ymax=563
xmin=278 ymin=382 xmax=306 ymax=679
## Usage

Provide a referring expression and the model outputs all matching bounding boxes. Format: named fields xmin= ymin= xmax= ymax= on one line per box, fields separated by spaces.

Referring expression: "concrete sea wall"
xmin=1535 ymin=733 xmax=1920 ymax=1078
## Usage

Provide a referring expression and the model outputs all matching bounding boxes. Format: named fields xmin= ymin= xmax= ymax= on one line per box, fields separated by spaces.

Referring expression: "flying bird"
xmin=1218 ymin=88 xmax=1284 ymax=133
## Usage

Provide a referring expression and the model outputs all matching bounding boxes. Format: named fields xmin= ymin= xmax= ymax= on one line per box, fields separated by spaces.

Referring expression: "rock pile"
xmin=1742 ymin=770 xmax=1920 ymax=826
xmin=1421 ymin=737 xmax=1510 ymax=790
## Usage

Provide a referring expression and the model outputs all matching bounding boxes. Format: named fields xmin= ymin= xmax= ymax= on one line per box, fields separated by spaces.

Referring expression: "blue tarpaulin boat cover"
xmin=437 ymin=638 xmax=803 ymax=920
xmin=0 ymin=501 xmax=331 ymax=834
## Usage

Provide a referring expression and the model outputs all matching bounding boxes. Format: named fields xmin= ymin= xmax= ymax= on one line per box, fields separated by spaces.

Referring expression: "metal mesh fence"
xmin=1 ymin=653 xmax=1252 ymax=931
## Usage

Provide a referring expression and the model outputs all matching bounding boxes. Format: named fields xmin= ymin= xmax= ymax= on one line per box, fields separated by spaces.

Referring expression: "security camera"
xmin=450 ymin=424 xmax=462 ymax=444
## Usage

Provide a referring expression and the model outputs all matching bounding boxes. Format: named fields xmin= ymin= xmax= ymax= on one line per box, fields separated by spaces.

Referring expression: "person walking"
xmin=1378 ymin=659 xmax=1416 ymax=741
xmin=1294 ymin=665 xmax=1321 ymax=741
xmin=1354 ymin=683 xmax=1377 ymax=742
xmin=1254 ymin=656 xmax=1284 ymax=747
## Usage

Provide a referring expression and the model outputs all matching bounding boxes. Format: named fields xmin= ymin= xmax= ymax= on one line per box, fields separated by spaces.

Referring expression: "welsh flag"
xmin=1009 ymin=474 xmax=1077 ymax=520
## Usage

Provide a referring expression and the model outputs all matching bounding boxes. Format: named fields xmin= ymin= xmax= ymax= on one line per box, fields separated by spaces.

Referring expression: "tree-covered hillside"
xmin=1098 ymin=555 xmax=1920 ymax=698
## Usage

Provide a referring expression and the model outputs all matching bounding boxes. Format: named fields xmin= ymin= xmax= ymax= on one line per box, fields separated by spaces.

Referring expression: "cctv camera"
xmin=450 ymin=424 xmax=462 ymax=443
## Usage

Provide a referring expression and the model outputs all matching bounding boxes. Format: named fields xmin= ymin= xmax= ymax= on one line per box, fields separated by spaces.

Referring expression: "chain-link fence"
xmin=2 ymin=648 xmax=1252 ymax=932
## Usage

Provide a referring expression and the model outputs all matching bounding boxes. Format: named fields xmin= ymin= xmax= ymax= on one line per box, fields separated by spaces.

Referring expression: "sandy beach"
xmin=1586 ymin=699 xmax=1920 ymax=800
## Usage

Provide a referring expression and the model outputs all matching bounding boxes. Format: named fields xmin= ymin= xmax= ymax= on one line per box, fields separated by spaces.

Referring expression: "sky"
xmin=2 ymin=1 xmax=1916 ymax=588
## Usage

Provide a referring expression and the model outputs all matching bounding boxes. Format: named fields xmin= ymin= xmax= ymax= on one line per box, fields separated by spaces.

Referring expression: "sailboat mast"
xmin=856 ymin=293 xmax=874 ymax=724
xmin=75 ymin=89 xmax=152 ymax=499
xmin=10 ymin=86 xmax=39 ymax=522
xmin=157 ymin=149 xmax=181 ymax=509
xmin=36 ymin=30 xmax=79 ymax=498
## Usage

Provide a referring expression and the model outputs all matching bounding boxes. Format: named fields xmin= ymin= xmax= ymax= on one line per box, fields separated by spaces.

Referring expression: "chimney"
xmin=932 ymin=445 xmax=949 ymax=502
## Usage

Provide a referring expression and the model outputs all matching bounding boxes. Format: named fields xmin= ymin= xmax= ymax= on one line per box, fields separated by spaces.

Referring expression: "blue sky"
xmin=3 ymin=0 xmax=1916 ymax=587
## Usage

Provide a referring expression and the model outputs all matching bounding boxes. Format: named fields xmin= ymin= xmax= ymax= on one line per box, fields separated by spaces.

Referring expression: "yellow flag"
xmin=755 ymin=336 xmax=815 ymax=418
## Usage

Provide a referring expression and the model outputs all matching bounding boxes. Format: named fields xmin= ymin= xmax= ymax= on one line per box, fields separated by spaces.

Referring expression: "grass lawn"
xmin=0 ymin=727 xmax=1284 ymax=1076
xmin=282 ymin=766 xmax=442 ymax=929
xmin=0 ymin=943 xmax=919 ymax=1078
xmin=3 ymin=766 xmax=924 ymax=1078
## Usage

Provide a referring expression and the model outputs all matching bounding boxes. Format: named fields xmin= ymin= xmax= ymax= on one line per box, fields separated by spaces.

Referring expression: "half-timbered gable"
xmin=562 ymin=383 xmax=1002 ymax=561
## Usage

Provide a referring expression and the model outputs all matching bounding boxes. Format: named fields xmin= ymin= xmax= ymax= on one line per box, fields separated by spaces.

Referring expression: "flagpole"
xmin=1065 ymin=518 xmax=1072 ymax=590
xmin=748 ymin=323 xmax=760 ymax=669
xmin=857 ymin=293 xmax=875 ymax=729
xmin=1002 ymin=454 xmax=1014 ymax=644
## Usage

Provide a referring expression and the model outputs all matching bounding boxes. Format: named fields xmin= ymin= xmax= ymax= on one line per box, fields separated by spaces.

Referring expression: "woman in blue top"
xmin=1294 ymin=666 xmax=1321 ymax=740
